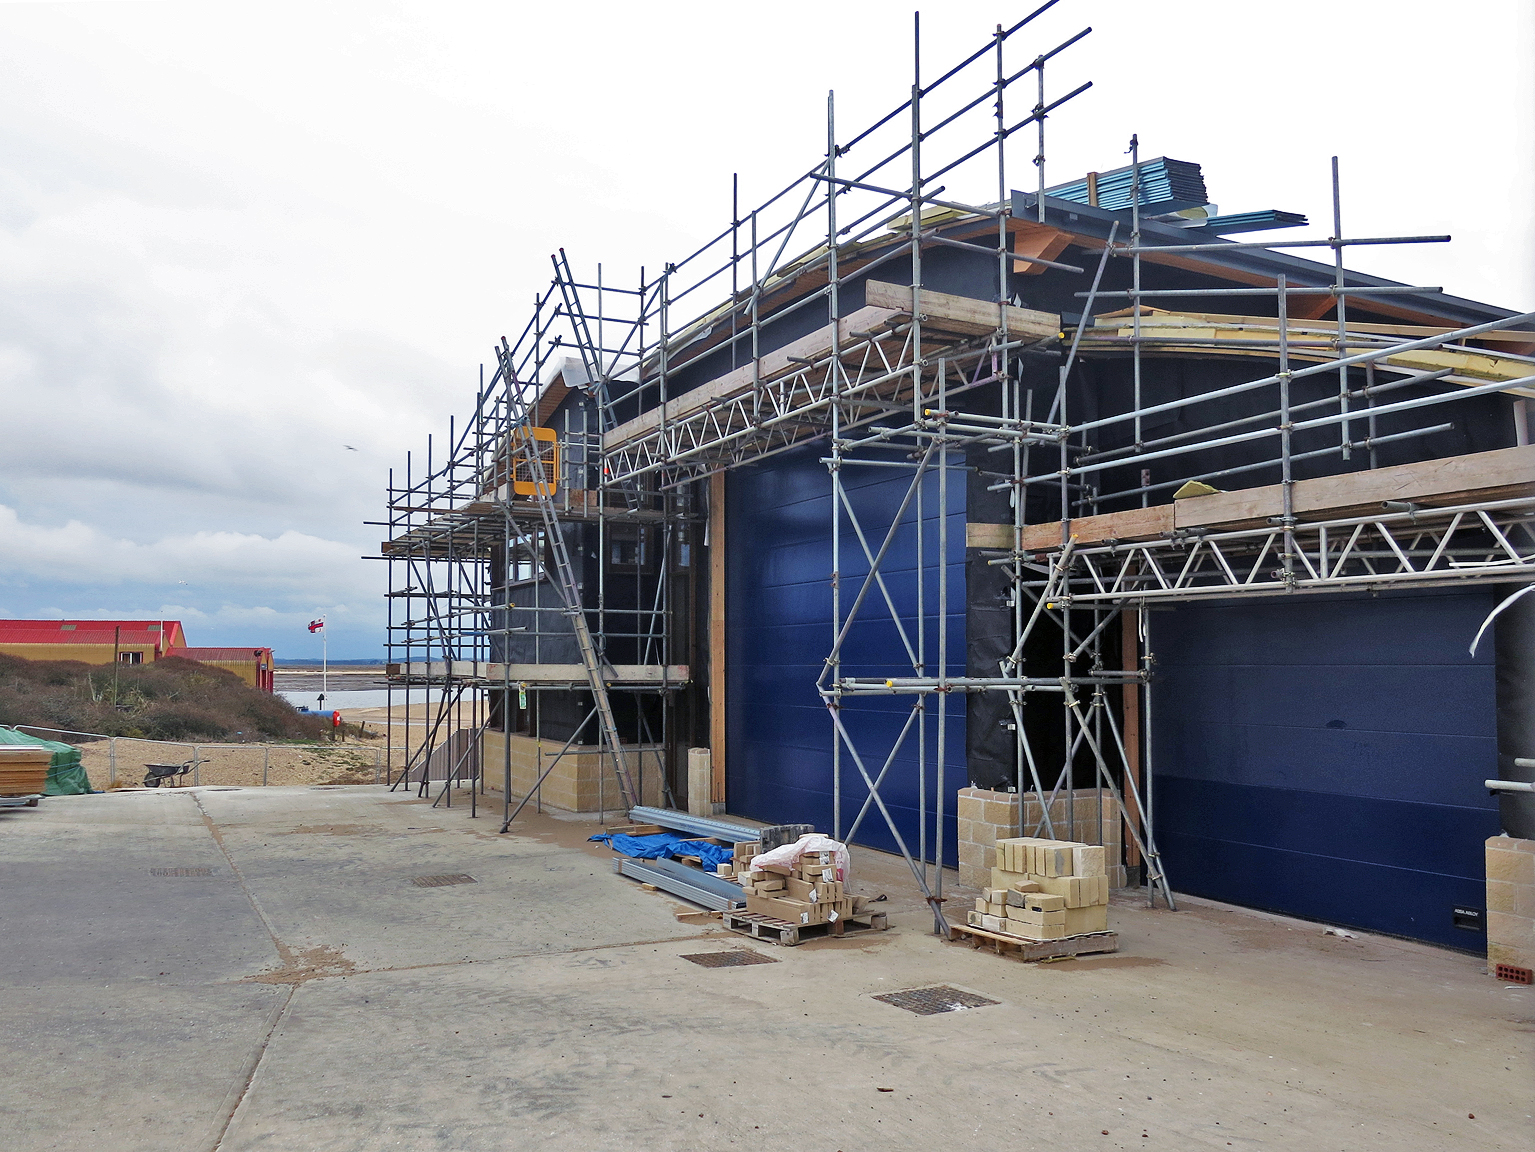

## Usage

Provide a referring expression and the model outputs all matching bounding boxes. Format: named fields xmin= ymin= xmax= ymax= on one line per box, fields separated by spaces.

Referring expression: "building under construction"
xmin=380 ymin=8 xmax=1534 ymax=953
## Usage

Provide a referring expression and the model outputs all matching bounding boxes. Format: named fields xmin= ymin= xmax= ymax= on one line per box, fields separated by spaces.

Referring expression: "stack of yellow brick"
xmin=957 ymin=786 xmax=1126 ymax=890
xmin=965 ymin=836 xmax=1110 ymax=940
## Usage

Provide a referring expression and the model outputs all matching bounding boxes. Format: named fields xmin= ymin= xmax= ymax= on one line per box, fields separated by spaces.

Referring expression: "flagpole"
xmin=321 ymin=622 xmax=328 ymax=709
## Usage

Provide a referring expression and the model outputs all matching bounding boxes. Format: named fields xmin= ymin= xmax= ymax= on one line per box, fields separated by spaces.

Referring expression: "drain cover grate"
xmin=411 ymin=873 xmax=477 ymax=888
xmin=874 ymin=985 xmax=999 ymax=1015
xmin=680 ymin=949 xmax=778 ymax=968
xmin=149 ymin=867 xmax=215 ymax=877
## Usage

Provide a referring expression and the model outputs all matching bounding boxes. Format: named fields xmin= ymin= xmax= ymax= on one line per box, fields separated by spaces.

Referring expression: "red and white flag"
xmin=308 ymin=618 xmax=325 ymax=633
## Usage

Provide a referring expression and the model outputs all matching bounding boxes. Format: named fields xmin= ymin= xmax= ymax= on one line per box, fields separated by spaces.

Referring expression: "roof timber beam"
xmin=1078 ymin=312 xmax=1535 ymax=398
xmin=967 ymin=444 xmax=1535 ymax=553
xmin=1091 ymin=308 xmax=1535 ymax=350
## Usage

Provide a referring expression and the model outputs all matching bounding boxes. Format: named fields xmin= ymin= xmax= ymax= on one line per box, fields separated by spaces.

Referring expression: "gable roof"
xmin=0 ymin=620 xmax=186 ymax=653
xmin=1012 ymin=190 xmax=1529 ymax=331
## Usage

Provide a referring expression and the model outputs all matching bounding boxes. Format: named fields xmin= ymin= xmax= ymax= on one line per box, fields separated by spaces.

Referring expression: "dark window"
xmin=610 ymin=531 xmax=644 ymax=567
xmin=508 ymin=530 xmax=544 ymax=584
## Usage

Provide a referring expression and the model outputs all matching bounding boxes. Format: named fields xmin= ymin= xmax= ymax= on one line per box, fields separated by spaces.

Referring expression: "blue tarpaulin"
xmin=589 ymin=832 xmax=734 ymax=873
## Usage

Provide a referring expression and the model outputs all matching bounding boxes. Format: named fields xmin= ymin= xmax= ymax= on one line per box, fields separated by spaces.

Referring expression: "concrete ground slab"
xmin=190 ymin=785 xmax=699 ymax=971
xmin=1 ymin=785 xmax=1529 ymax=1151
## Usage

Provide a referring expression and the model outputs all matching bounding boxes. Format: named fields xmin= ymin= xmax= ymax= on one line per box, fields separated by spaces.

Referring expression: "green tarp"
xmin=0 ymin=727 xmax=93 ymax=795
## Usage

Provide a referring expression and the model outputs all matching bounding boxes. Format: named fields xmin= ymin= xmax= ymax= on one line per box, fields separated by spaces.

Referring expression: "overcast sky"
xmin=0 ymin=0 xmax=1530 ymax=659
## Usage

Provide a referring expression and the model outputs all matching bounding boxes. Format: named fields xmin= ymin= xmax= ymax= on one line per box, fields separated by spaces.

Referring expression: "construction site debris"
xmin=758 ymin=823 xmax=815 ymax=851
xmin=742 ymin=832 xmax=851 ymax=883
xmin=740 ymin=844 xmax=852 ymax=927
xmin=718 ymin=833 xmax=889 ymax=944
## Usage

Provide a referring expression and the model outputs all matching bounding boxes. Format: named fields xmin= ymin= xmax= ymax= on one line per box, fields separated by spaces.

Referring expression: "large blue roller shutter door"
xmin=724 ymin=447 xmax=965 ymax=865
xmin=1152 ymin=589 xmax=1500 ymax=950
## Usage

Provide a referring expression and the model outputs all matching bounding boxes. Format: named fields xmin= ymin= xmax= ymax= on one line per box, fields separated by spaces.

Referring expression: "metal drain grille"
xmin=680 ymin=949 xmax=778 ymax=968
xmin=873 ymin=985 xmax=999 ymax=1015
xmin=149 ymin=867 xmax=214 ymax=877
xmin=411 ymin=873 xmax=477 ymax=888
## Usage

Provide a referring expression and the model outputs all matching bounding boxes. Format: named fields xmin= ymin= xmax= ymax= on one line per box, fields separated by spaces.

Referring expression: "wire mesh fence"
xmin=7 ymin=725 xmax=398 ymax=789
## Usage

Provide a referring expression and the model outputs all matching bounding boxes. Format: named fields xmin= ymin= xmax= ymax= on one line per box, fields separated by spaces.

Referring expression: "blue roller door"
xmin=725 ymin=446 xmax=965 ymax=865
xmin=1152 ymin=588 xmax=1500 ymax=950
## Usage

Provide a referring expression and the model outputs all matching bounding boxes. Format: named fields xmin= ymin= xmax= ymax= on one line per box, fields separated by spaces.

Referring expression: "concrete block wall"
xmin=957 ymin=786 xmax=1127 ymax=891
xmin=482 ymin=731 xmax=664 ymax=815
xmin=1487 ymin=835 xmax=1535 ymax=977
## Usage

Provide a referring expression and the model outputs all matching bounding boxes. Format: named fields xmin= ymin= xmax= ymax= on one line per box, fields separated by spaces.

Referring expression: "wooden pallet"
xmin=947 ymin=921 xmax=1118 ymax=962
xmin=722 ymin=909 xmax=889 ymax=947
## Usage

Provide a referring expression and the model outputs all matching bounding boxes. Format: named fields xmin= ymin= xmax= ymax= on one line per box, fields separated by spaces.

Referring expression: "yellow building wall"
xmin=189 ymin=659 xmax=261 ymax=688
xmin=0 ymin=643 xmax=158 ymax=667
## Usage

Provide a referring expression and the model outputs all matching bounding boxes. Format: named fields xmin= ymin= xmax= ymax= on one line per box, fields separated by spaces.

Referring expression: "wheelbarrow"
xmin=142 ymin=760 xmax=206 ymax=788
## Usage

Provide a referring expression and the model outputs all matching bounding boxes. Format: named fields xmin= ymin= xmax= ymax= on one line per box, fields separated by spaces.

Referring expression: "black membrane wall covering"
xmin=965 ymin=440 xmax=1015 ymax=790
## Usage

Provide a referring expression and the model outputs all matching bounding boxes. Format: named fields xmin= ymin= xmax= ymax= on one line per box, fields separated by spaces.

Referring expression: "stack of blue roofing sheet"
xmin=1047 ymin=157 xmax=1209 ymax=213
xmin=1200 ymin=209 xmax=1309 ymax=234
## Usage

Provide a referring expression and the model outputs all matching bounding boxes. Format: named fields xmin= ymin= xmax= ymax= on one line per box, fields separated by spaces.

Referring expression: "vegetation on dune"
xmin=0 ymin=654 xmax=328 ymax=742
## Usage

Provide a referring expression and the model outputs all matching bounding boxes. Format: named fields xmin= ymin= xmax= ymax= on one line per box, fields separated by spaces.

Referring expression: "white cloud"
xmin=0 ymin=505 xmax=380 ymax=653
xmin=0 ymin=505 xmax=363 ymax=593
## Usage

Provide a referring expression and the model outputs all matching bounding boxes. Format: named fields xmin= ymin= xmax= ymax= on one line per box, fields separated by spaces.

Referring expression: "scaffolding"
xmin=380 ymin=3 xmax=1535 ymax=936
xmin=381 ymin=253 xmax=695 ymax=823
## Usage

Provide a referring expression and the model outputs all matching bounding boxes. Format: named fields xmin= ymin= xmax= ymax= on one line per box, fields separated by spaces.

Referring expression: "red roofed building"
xmin=0 ymin=619 xmax=187 ymax=666
xmin=0 ymin=621 xmax=275 ymax=693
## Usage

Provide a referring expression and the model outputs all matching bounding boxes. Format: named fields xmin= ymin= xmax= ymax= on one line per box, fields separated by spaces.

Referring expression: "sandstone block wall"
xmin=1487 ymin=835 xmax=1535 ymax=978
xmin=481 ymin=731 xmax=664 ymax=814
